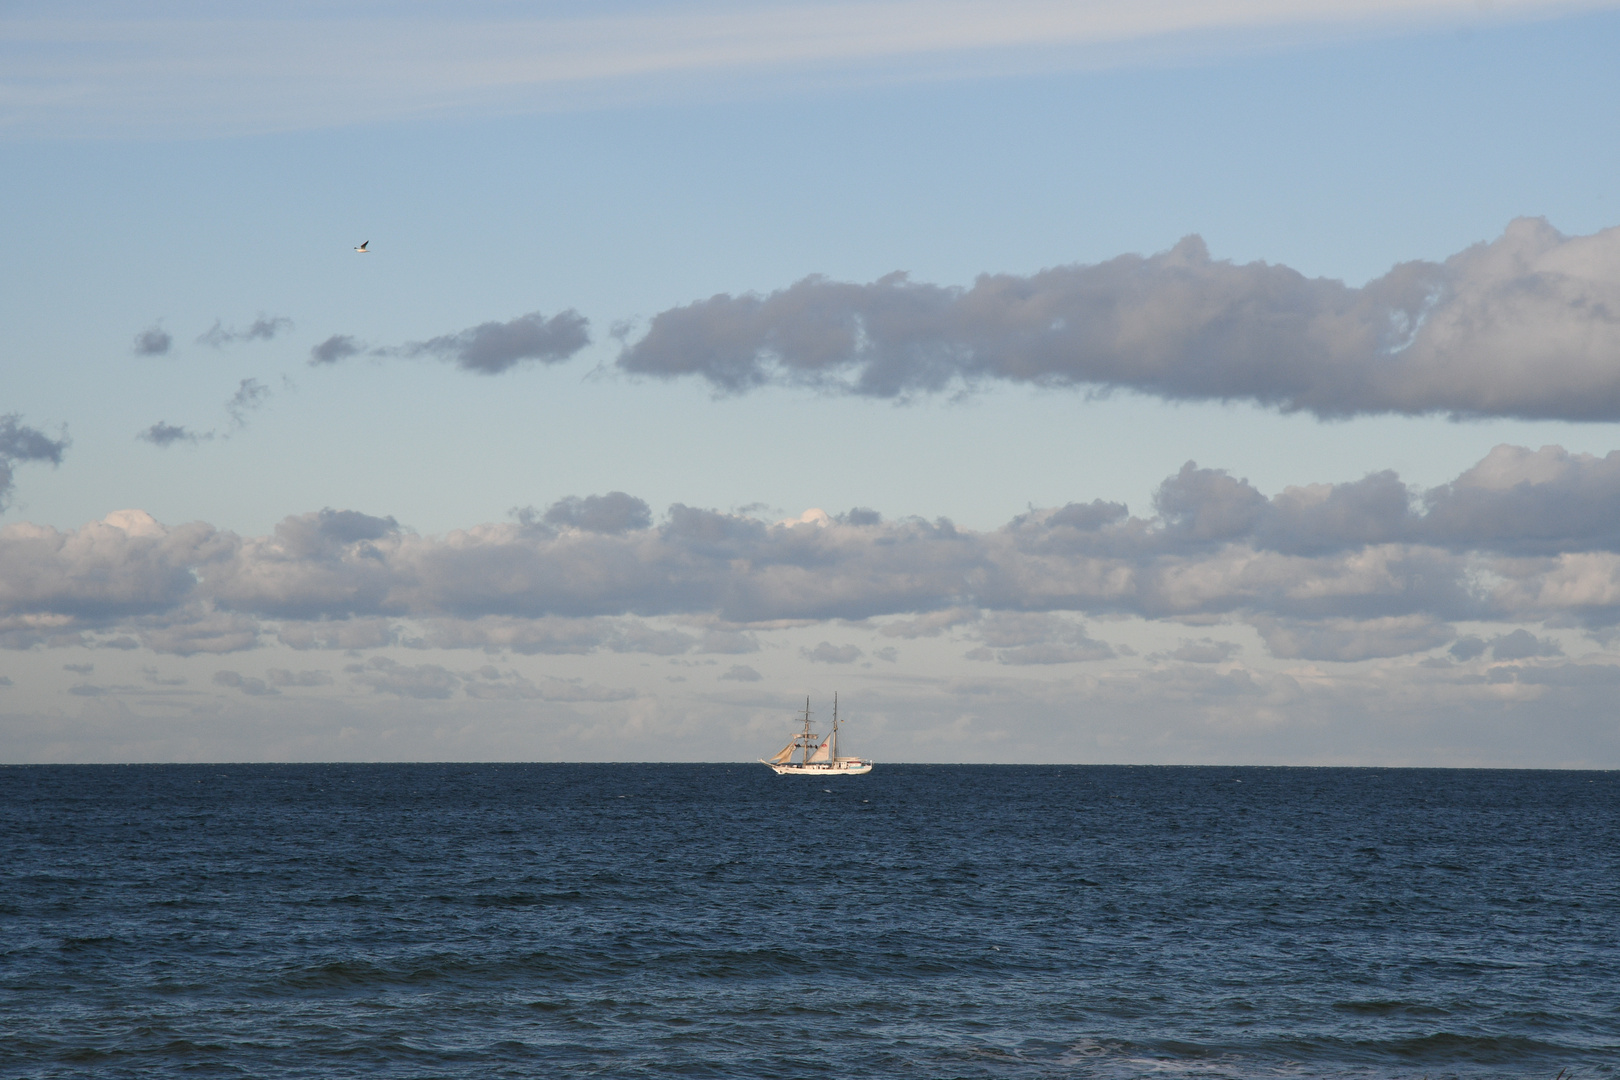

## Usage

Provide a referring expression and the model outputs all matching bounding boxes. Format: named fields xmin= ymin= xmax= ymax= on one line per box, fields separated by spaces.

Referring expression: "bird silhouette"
xmin=354 ymin=241 xmax=369 ymax=253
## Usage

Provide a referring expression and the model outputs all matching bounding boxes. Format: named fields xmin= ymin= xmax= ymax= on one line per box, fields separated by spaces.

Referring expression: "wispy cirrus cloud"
xmin=197 ymin=315 xmax=292 ymax=348
xmin=621 ymin=218 xmax=1620 ymax=421
xmin=4 ymin=0 xmax=1613 ymax=138
xmin=225 ymin=378 xmax=271 ymax=427
xmin=137 ymin=378 xmax=274 ymax=448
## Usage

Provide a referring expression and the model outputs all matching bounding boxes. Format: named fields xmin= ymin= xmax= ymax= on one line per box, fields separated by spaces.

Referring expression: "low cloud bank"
xmin=5 ymin=445 xmax=1620 ymax=661
xmin=621 ymin=219 xmax=1620 ymax=421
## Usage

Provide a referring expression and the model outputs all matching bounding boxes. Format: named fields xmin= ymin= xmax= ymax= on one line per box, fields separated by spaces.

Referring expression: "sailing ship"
xmin=760 ymin=693 xmax=873 ymax=775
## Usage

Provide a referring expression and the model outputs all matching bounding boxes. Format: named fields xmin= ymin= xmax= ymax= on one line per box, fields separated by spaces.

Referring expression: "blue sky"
xmin=4 ymin=0 xmax=1620 ymax=764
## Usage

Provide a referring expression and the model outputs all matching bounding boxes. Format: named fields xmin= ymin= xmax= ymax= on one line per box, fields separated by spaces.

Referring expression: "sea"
xmin=1 ymin=764 xmax=1616 ymax=1080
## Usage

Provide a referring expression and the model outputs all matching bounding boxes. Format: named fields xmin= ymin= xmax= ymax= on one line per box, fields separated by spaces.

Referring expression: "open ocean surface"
xmin=2 ymin=764 xmax=1616 ymax=1079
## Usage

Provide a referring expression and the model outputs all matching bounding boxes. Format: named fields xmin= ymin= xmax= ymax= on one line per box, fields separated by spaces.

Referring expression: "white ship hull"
xmin=760 ymin=759 xmax=873 ymax=776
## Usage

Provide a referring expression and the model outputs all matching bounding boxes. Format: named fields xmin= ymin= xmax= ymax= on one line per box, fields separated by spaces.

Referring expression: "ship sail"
xmin=758 ymin=695 xmax=873 ymax=775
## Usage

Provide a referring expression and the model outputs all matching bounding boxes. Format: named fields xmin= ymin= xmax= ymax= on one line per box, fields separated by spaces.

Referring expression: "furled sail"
xmin=808 ymin=738 xmax=832 ymax=763
xmin=768 ymin=740 xmax=797 ymax=765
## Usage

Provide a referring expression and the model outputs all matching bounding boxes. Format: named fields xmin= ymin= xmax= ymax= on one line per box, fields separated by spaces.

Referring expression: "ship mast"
xmin=800 ymin=696 xmax=813 ymax=766
xmin=831 ymin=692 xmax=839 ymax=761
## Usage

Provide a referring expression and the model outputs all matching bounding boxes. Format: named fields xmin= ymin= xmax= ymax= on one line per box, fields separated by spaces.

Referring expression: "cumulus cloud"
xmin=133 ymin=325 xmax=172 ymax=356
xmin=13 ymin=446 xmax=1620 ymax=665
xmin=198 ymin=315 xmax=293 ymax=348
xmin=0 ymin=415 xmax=70 ymax=511
xmin=718 ymin=664 xmax=762 ymax=681
xmin=392 ymin=311 xmax=591 ymax=374
xmin=0 ymin=510 xmax=221 ymax=625
xmin=620 ymin=219 xmax=1620 ymax=422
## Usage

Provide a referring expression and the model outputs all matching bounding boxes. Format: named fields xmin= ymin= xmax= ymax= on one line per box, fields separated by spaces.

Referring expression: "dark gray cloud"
xmin=395 ymin=310 xmax=591 ymax=374
xmin=1487 ymin=628 xmax=1564 ymax=661
xmin=539 ymin=492 xmax=653 ymax=534
xmin=133 ymin=325 xmax=172 ymax=356
xmin=138 ymin=421 xmax=209 ymax=447
xmin=13 ymin=446 xmax=1620 ymax=663
xmin=1485 ymin=629 xmax=1551 ymax=660
xmin=620 ymin=219 xmax=1620 ymax=421
xmin=0 ymin=415 xmax=70 ymax=511
xmin=309 ymin=334 xmax=364 ymax=365
xmin=198 ymin=315 xmax=293 ymax=348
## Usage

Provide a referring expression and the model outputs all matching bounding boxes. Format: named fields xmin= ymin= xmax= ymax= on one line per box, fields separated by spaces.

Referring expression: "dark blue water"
xmin=2 ymin=765 xmax=1616 ymax=1079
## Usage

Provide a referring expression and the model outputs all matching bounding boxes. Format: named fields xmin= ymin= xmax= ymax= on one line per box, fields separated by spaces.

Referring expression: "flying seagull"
xmin=354 ymin=241 xmax=369 ymax=253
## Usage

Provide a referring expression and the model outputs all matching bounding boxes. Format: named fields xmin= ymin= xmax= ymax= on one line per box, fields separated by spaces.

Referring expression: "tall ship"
xmin=760 ymin=694 xmax=873 ymax=775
